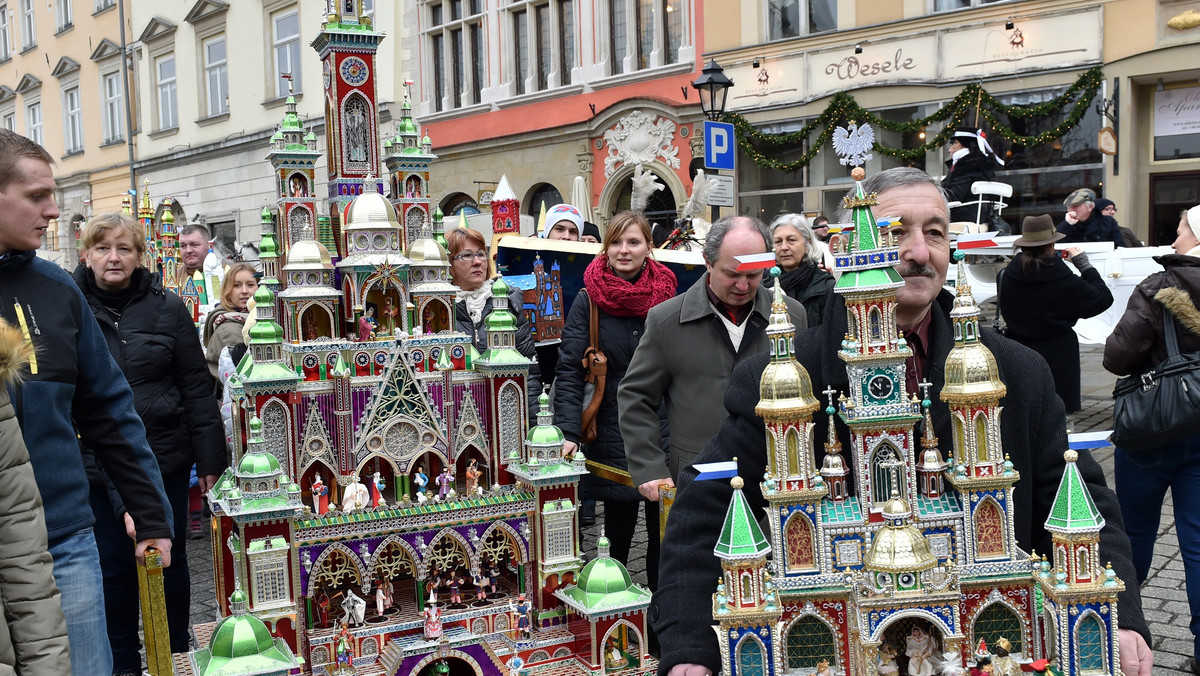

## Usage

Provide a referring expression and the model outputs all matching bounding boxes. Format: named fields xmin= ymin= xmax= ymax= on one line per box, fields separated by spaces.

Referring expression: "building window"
xmin=424 ymin=0 xmax=484 ymax=112
xmin=102 ymin=71 xmax=123 ymax=142
xmin=62 ymin=85 xmax=82 ymax=152
xmin=611 ymin=0 xmax=627 ymax=74
xmin=19 ymin=0 xmax=34 ymax=49
xmin=55 ymin=0 xmax=71 ymax=31
xmin=609 ymin=0 xmax=684 ymax=73
xmin=2 ymin=111 xmax=14 ymax=131
xmin=558 ymin=0 xmax=573 ymax=84
xmin=157 ymin=55 xmax=178 ymax=130
xmin=768 ymin=0 xmax=835 ymax=39
xmin=513 ymin=10 xmax=528 ymax=95
xmin=204 ymin=36 xmax=229 ymax=117
xmin=508 ymin=0 xmax=576 ymax=94
xmin=665 ymin=0 xmax=682 ymax=63
xmin=94 ymin=0 xmax=115 ymax=10
xmin=273 ymin=9 xmax=301 ymax=98
xmin=935 ymin=0 xmax=1008 ymax=10
xmin=25 ymin=100 xmax=41 ymax=145
xmin=1153 ymin=85 xmax=1200 ymax=162
xmin=0 ymin=4 xmax=11 ymax=60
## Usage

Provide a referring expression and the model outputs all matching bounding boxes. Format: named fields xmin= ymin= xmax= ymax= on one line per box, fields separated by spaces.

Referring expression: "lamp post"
xmin=692 ymin=59 xmax=733 ymax=122
xmin=692 ymin=60 xmax=734 ymax=221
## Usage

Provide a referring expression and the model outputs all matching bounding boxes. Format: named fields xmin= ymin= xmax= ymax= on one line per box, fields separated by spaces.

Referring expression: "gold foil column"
xmin=137 ymin=546 xmax=174 ymax=675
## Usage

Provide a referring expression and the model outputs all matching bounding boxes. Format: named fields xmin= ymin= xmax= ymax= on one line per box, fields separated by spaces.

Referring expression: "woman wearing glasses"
xmin=445 ymin=227 xmax=542 ymax=409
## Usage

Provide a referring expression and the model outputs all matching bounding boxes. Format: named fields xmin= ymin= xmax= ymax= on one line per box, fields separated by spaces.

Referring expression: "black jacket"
xmin=942 ymin=152 xmax=996 ymax=224
xmin=0 ymin=251 xmax=170 ymax=542
xmin=553 ymin=292 xmax=665 ymax=502
xmin=453 ymin=284 xmax=543 ymax=410
xmin=768 ymin=267 xmax=835 ymax=328
xmin=74 ymin=265 xmax=225 ymax=479
xmin=652 ymin=289 xmax=1149 ymax=674
xmin=1056 ymin=211 xmax=1124 ymax=247
xmin=1105 ymin=254 xmax=1200 ymax=375
xmin=999 ymin=254 xmax=1112 ymax=412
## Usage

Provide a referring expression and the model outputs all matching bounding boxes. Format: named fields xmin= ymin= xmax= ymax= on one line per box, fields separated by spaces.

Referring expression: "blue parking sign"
xmin=703 ymin=121 xmax=736 ymax=171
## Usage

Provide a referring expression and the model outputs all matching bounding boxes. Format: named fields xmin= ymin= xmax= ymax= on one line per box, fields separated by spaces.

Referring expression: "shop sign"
xmin=706 ymin=174 xmax=735 ymax=207
xmin=1154 ymin=86 xmax=1200 ymax=137
xmin=809 ymin=37 xmax=936 ymax=100
xmin=727 ymin=55 xmax=805 ymax=109
xmin=941 ymin=9 xmax=1101 ymax=80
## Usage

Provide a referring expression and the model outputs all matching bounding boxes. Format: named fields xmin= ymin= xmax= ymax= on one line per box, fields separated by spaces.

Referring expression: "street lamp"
xmin=692 ymin=59 xmax=733 ymax=122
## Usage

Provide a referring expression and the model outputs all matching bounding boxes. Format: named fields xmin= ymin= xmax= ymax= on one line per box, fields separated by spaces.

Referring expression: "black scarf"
xmin=84 ymin=267 xmax=145 ymax=316
xmin=778 ymin=263 xmax=817 ymax=300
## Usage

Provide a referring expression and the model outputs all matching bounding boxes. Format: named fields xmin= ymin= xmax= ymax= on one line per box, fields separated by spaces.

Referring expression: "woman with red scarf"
xmin=554 ymin=211 xmax=676 ymax=588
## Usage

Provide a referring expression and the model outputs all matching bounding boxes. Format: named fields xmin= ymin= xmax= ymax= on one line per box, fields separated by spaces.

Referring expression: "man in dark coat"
xmin=941 ymin=127 xmax=1004 ymax=226
xmin=1057 ymin=188 xmax=1124 ymax=247
xmin=654 ymin=167 xmax=1153 ymax=676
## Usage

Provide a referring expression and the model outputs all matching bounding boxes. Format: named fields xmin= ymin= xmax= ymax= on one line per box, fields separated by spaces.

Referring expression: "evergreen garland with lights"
xmin=727 ymin=67 xmax=1104 ymax=173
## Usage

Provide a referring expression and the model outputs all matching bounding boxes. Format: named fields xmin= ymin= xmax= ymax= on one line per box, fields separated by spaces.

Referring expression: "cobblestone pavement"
xmin=188 ymin=347 xmax=1191 ymax=674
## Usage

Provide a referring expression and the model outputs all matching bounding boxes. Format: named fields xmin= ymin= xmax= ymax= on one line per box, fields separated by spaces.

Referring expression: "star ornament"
xmin=372 ymin=262 xmax=404 ymax=289
xmin=832 ymin=122 xmax=875 ymax=168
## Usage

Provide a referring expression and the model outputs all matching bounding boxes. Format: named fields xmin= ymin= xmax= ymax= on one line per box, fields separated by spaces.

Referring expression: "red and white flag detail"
xmin=955 ymin=232 xmax=1000 ymax=249
xmin=735 ymin=252 xmax=778 ymax=271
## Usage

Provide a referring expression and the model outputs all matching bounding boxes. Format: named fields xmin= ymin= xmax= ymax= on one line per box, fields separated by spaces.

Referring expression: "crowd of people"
xmin=0 ymin=121 xmax=1190 ymax=676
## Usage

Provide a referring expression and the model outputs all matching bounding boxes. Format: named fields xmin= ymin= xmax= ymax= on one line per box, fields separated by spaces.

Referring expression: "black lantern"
xmin=692 ymin=59 xmax=733 ymax=122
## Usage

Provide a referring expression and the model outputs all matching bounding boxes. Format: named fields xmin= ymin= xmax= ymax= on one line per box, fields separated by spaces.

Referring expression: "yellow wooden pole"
xmin=137 ymin=546 xmax=174 ymax=675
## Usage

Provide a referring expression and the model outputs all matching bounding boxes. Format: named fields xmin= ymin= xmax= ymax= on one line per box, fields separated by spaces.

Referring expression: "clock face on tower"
xmin=867 ymin=373 xmax=894 ymax=402
xmin=340 ymin=56 xmax=369 ymax=86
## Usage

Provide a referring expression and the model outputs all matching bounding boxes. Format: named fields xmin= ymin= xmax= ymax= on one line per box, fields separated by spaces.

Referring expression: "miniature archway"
xmin=308 ymin=543 xmax=365 ymax=598
xmin=600 ymin=619 xmax=644 ymax=671
xmin=426 ymin=530 xmax=471 ymax=579
xmin=973 ymin=498 xmax=1006 ymax=559
xmin=356 ymin=455 xmax=400 ymax=506
xmin=734 ymin=633 xmax=768 ymax=674
xmin=973 ymin=602 xmax=1023 ymax=655
xmin=287 ymin=171 xmax=310 ymax=198
xmin=298 ymin=303 xmax=335 ymax=342
xmin=413 ymin=651 xmax=486 ymax=676
xmin=258 ymin=399 xmax=292 ymax=476
xmin=456 ymin=445 xmax=489 ymax=496
xmin=785 ymin=614 xmax=838 ymax=670
xmin=419 ymin=298 xmax=451 ymax=334
xmin=870 ymin=441 xmax=905 ymax=505
xmin=1075 ymin=612 xmax=1107 ymax=672
xmin=477 ymin=520 xmax=529 ymax=567
xmin=974 ymin=411 xmax=991 ymax=462
xmin=300 ymin=461 xmax=338 ymax=513
xmin=784 ymin=512 xmax=816 ymax=572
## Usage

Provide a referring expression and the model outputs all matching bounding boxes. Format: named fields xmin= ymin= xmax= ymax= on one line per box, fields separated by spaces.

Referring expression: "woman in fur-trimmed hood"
xmin=0 ymin=318 xmax=72 ymax=674
xmin=1104 ymin=203 xmax=1200 ymax=672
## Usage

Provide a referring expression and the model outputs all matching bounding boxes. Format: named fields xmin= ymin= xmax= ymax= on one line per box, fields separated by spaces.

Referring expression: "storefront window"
xmin=1153 ymin=86 xmax=1200 ymax=162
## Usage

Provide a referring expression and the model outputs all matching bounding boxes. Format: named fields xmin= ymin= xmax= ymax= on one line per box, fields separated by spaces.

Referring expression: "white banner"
xmin=1154 ymin=86 xmax=1200 ymax=138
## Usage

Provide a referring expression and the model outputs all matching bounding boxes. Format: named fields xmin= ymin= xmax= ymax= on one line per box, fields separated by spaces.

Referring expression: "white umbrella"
xmin=571 ymin=175 xmax=590 ymax=222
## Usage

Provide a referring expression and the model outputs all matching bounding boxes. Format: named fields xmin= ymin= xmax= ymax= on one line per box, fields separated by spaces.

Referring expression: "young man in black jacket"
xmin=0 ymin=130 xmax=172 ymax=675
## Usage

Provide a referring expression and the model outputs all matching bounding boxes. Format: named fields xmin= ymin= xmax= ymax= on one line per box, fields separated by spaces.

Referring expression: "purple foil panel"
xmin=425 ymin=381 xmax=446 ymax=418
xmin=351 ymin=387 xmax=372 ymax=428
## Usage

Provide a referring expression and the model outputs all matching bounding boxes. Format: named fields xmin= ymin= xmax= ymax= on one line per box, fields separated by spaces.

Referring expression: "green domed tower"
xmin=384 ymin=83 xmax=438 ymax=250
xmin=266 ymin=78 xmax=322 ymax=258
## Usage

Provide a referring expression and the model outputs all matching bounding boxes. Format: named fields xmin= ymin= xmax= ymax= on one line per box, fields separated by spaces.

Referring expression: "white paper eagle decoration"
xmin=832 ymin=122 xmax=875 ymax=167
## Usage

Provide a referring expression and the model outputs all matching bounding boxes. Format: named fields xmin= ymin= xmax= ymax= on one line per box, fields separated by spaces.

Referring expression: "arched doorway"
xmin=612 ymin=168 xmax=678 ymax=233
xmin=527 ymin=183 xmax=564 ymax=218
xmin=879 ymin=616 xmax=944 ymax=676
xmin=417 ymin=656 xmax=481 ymax=676
xmin=440 ymin=192 xmax=479 ymax=217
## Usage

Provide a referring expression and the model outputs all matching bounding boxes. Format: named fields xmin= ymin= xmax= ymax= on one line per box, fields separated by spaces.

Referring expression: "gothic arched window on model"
xmin=343 ymin=93 xmax=370 ymax=167
xmin=289 ymin=205 xmax=313 ymax=245
xmin=784 ymin=512 xmax=816 ymax=572
xmin=974 ymin=412 xmax=990 ymax=462
xmin=785 ymin=615 xmax=836 ymax=670
xmin=736 ymin=634 xmax=767 ymax=674
xmin=1076 ymin=613 xmax=1106 ymax=673
xmin=973 ymin=498 xmax=1006 ymax=559
xmin=868 ymin=306 xmax=884 ymax=343
xmin=973 ymin=603 xmax=1023 ymax=655
xmin=870 ymin=442 xmax=905 ymax=505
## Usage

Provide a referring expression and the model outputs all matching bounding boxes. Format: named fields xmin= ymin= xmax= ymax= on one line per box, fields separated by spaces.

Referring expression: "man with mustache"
xmin=652 ymin=167 xmax=1153 ymax=676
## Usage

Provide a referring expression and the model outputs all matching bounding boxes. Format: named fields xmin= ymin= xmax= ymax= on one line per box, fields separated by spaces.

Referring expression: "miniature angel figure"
xmin=436 ymin=466 xmax=453 ymax=501
xmin=877 ymin=643 xmax=899 ymax=676
xmin=906 ymin=626 xmax=937 ymax=676
xmin=423 ymin=600 xmax=443 ymax=639
xmin=465 ymin=459 xmax=482 ymax=496
xmin=816 ymin=658 xmax=833 ymax=676
xmin=341 ymin=588 xmax=366 ymax=627
xmin=413 ymin=465 xmax=428 ymax=496
xmin=335 ymin=622 xmax=354 ymax=669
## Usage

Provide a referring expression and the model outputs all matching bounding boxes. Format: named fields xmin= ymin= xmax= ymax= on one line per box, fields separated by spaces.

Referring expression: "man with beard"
xmin=651 ymin=167 xmax=1153 ymax=676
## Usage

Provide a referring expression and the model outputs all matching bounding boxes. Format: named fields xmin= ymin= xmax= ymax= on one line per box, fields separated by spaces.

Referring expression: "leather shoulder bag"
xmin=1111 ymin=304 xmax=1200 ymax=452
xmin=579 ymin=291 xmax=608 ymax=445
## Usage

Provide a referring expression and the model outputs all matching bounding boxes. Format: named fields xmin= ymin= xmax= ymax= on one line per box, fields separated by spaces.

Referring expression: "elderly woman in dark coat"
xmin=768 ymin=213 xmax=834 ymax=327
xmin=553 ymin=211 xmax=676 ymax=589
xmin=998 ymin=214 xmax=1113 ymax=414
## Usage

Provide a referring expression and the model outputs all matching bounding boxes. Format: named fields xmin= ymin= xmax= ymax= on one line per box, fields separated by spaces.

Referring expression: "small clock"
xmin=340 ymin=56 xmax=369 ymax=86
xmin=868 ymin=374 xmax=894 ymax=400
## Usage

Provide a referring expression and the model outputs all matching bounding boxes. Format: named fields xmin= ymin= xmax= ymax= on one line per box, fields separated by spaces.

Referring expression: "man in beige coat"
xmin=619 ymin=216 xmax=808 ymax=501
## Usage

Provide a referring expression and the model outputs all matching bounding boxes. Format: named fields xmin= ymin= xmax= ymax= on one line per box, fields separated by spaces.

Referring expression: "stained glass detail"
xmin=974 ymin=498 xmax=1005 ymax=558
xmin=786 ymin=616 xmax=836 ymax=669
xmin=785 ymin=513 xmax=816 ymax=572
xmin=974 ymin=603 xmax=1022 ymax=655
xmin=355 ymin=354 xmax=444 ymax=457
xmin=1077 ymin=614 xmax=1105 ymax=673
xmin=737 ymin=635 xmax=766 ymax=676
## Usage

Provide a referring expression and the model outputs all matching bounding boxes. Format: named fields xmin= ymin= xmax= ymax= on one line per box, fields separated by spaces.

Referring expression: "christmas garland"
xmin=727 ymin=67 xmax=1104 ymax=172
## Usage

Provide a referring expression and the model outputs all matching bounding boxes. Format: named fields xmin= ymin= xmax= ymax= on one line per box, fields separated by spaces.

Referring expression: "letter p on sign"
xmin=704 ymin=121 xmax=736 ymax=171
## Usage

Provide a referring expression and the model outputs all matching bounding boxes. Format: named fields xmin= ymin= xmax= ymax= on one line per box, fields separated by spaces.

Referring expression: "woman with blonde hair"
xmin=202 ymin=262 xmax=259 ymax=382
xmin=553 ymin=211 xmax=676 ymax=589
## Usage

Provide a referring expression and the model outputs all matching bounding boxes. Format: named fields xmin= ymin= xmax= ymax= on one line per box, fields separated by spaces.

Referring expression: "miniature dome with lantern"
xmin=942 ymin=253 xmax=1006 ymax=403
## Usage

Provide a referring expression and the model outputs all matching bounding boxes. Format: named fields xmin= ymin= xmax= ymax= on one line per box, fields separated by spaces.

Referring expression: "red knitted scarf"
xmin=582 ymin=255 xmax=677 ymax=318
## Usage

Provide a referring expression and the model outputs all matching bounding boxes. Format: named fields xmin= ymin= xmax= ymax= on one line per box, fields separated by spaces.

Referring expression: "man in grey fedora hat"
xmin=1057 ymin=187 xmax=1124 ymax=247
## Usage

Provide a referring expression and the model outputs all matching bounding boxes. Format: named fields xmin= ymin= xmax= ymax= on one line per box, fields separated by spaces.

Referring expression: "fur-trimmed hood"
xmin=1155 ymin=286 xmax=1200 ymax=338
xmin=0 ymin=319 xmax=34 ymax=387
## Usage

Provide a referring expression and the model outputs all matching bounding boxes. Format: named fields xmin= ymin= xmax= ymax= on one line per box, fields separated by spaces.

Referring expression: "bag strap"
xmin=587 ymin=290 xmax=600 ymax=352
xmin=1163 ymin=304 xmax=1183 ymax=358
xmin=994 ymin=268 xmax=1005 ymax=330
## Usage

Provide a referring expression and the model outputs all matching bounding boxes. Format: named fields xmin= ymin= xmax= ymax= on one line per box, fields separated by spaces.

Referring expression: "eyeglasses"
xmin=452 ymin=251 xmax=488 ymax=262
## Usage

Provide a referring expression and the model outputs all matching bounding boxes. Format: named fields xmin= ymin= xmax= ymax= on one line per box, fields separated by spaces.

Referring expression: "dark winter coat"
xmin=553 ymin=291 xmax=665 ymax=502
xmin=74 ymin=266 xmax=226 ymax=478
xmin=768 ymin=265 xmax=835 ymax=328
xmin=942 ymin=152 xmax=996 ymax=224
xmin=652 ymin=289 xmax=1149 ymax=674
xmin=453 ymin=283 xmax=543 ymax=410
xmin=0 ymin=250 xmax=170 ymax=543
xmin=1056 ymin=210 xmax=1124 ymax=247
xmin=998 ymin=254 xmax=1113 ymax=412
xmin=1104 ymin=254 xmax=1200 ymax=376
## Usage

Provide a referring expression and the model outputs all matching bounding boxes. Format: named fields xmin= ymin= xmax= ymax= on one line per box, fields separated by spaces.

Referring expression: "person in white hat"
xmin=541 ymin=203 xmax=583 ymax=240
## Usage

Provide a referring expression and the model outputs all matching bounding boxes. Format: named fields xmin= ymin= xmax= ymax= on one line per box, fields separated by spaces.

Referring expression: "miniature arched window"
xmin=785 ymin=615 xmax=837 ymax=670
xmin=740 ymin=571 xmax=753 ymax=602
xmin=974 ymin=412 xmax=990 ymax=463
xmin=261 ymin=399 xmax=291 ymax=473
xmin=974 ymin=603 xmax=1023 ymax=655
xmin=973 ymin=498 xmax=1005 ymax=559
xmin=343 ymin=94 xmax=370 ymax=165
xmin=405 ymin=207 xmax=426 ymax=245
xmin=785 ymin=512 xmax=816 ymax=572
xmin=1042 ymin=608 xmax=1057 ymax=662
xmin=847 ymin=310 xmax=858 ymax=341
xmin=868 ymin=307 xmax=884 ymax=342
xmin=288 ymin=205 xmax=313 ymax=247
xmin=1076 ymin=614 xmax=1106 ymax=673
xmin=871 ymin=442 xmax=904 ymax=505
xmin=954 ymin=321 xmax=963 ymax=342
xmin=786 ymin=429 xmax=800 ymax=477
xmin=737 ymin=635 xmax=766 ymax=674
xmin=1076 ymin=547 xmax=1090 ymax=580
xmin=953 ymin=415 xmax=967 ymax=465
xmin=965 ymin=321 xmax=976 ymax=341
xmin=421 ymin=299 xmax=450 ymax=334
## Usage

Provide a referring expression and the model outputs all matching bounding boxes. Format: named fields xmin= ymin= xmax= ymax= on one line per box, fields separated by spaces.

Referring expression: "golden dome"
xmin=920 ymin=447 xmax=945 ymax=470
xmin=283 ymin=238 xmax=332 ymax=270
xmin=941 ymin=343 xmax=1006 ymax=404
xmin=821 ymin=452 xmax=845 ymax=472
xmin=756 ymin=359 xmax=821 ymax=416
xmin=343 ymin=188 xmax=400 ymax=231
xmin=406 ymin=230 xmax=449 ymax=265
xmin=865 ymin=502 xmax=938 ymax=573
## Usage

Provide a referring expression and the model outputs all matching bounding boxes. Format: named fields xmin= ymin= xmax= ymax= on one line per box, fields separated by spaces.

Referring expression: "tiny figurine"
xmin=382 ymin=296 xmax=398 ymax=333
xmin=877 ymin=643 xmax=899 ymax=676
xmin=370 ymin=471 xmax=386 ymax=508
xmin=990 ymin=637 xmax=1019 ymax=676
xmin=815 ymin=657 xmax=833 ymax=676
xmin=472 ymin=568 xmax=488 ymax=604
xmin=311 ymin=475 xmax=329 ymax=516
xmin=413 ymin=464 xmax=428 ymax=497
xmin=341 ymin=588 xmax=366 ymax=627
xmin=374 ymin=576 xmax=391 ymax=617
xmin=335 ymin=621 xmax=353 ymax=671
xmin=358 ymin=303 xmax=378 ymax=341
xmin=423 ymin=599 xmax=442 ymax=640
xmin=342 ymin=475 xmax=370 ymax=513
xmin=906 ymin=626 xmax=936 ymax=676
xmin=315 ymin=583 xmax=331 ymax=627
xmin=436 ymin=466 xmax=453 ymax=501
xmin=511 ymin=593 xmax=531 ymax=639
xmin=605 ymin=636 xmax=627 ymax=669
xmin=303 ymin=312 xmax=319 ymax=341
xmin=970 ymin=655 xmax=993 ymax=676
xmin=465 ymin=459 xmax=482 ymax=496
xmin=449 ymin=571 xmax=462 ymax=605
xmin=487 ymin=561 xmax=500 ymax=596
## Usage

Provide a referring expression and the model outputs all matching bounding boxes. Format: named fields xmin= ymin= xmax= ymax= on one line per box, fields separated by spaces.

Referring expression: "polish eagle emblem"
xmin=832 ymin=122 xmax=875 ymax=168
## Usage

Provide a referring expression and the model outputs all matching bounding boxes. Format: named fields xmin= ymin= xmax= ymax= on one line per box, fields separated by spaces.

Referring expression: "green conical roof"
xmin=715 ymin=478 xmax=771 ymax=559
xmin=850 ymin=181 xmax=880 ymax=252
xmin=1045 ymin=450 xmax=1105 ymax=533
xmin=208 ymin=614 xmax=276 ymax=659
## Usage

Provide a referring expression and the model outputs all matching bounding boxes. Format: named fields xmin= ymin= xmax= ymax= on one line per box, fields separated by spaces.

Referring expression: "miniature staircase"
xmin=378 ymin=639 xmax=406 ymax=675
